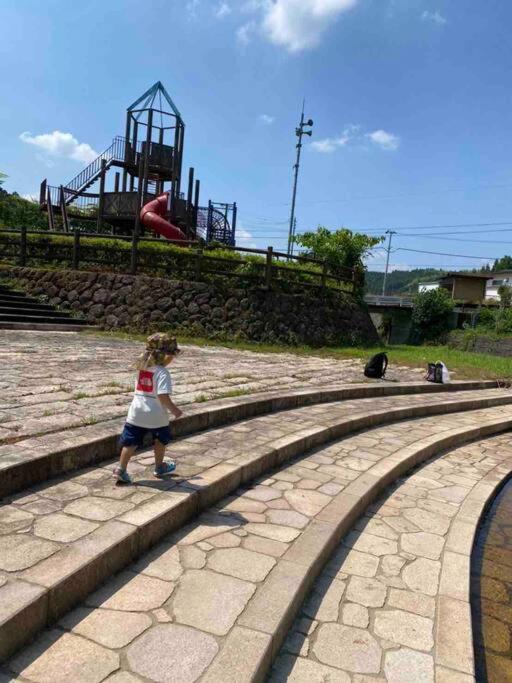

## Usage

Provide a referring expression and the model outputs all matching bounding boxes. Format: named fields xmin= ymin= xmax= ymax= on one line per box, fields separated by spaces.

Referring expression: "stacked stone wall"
xmin=4 ymin=267 xmax=379 ymax=346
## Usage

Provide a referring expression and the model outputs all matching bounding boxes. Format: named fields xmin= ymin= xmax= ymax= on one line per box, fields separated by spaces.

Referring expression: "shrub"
xmin=495 ymin=309 xmax=512 ymax=335
xmin=476 ymin=307 xmax=497 ymax=330
xmin=411 ymin=288 xmax=455 ymax=342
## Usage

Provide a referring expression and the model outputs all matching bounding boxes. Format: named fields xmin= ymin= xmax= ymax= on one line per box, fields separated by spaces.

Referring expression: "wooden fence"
xmin=0 ymin=228 xmax=359 ymax=294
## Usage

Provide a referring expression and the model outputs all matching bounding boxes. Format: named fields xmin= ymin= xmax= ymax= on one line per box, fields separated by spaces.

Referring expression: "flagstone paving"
xmin=0 ymin=329 xmax=423 ymax=447
xmin=0 ymin=389 xmax=507 ymax=586
xmin=269 ymin=434 xmax=512 ymax=682
xmin=2 ymin=403 xmax=512 ymax=682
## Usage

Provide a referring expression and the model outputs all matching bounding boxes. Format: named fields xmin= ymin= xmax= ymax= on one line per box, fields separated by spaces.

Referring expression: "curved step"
xmin=1 ymin=398 xmax=512 ymax=667
xmin=0 ymin=380 xmax=502 ymax=499
xmin=269 ymin=435 xmax=512 ymax=682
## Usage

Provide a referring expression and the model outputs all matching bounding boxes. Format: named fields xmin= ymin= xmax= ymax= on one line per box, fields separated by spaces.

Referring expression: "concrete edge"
xmin=0 ymin=392 xmax=510 ymax=664
xmin=0 ymin=380 xmax=500 ymax=499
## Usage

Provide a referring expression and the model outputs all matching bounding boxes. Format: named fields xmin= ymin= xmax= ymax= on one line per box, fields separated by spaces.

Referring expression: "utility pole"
xmin=287 ymin=102 xmax=313 ymax=257
xmin=382 ymin=230 xmax=396 ymax=296
xmin=290 ymin=217 xmax=297 ymax=256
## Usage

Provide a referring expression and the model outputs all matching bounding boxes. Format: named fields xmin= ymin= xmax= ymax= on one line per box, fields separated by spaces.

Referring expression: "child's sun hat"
xmin=135 ymin=333 xmax=180 ymax=369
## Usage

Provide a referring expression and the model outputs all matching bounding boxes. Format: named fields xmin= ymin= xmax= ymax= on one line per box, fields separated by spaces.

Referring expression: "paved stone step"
xmin=2 ymin=405 xmax=512 ymax=679
xmin=269 ymin=431 xmax=512 ymax=682
xmin=0 ymin=298 xmax=56 ymax=310
xmin=0 ymin=312 xmax=87 ymax=324
xmin=0 ymin=322 xmax=97 ymax=332
xmin=1 ymin=391 xmax=512 ymax=664
xmin=0 ymin=305 xmax=72 ymax=318
xmin=0 ymin=380 xmax=500 ymax=500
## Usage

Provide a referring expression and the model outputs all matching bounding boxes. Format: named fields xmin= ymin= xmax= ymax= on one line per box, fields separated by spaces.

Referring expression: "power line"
xmin=396 ymin=247 xmax=497 ymax=260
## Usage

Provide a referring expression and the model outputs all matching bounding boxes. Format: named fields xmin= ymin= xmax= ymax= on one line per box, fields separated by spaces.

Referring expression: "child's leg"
xmin=153 ymin=439 xmax=166 ymax=469
xmin=119 ymin=445 xmax=137 ymax=470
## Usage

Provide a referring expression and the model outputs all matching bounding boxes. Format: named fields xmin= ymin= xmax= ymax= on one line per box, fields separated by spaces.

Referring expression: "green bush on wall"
xmin=0 ymin=230 xmax=353 ymax=294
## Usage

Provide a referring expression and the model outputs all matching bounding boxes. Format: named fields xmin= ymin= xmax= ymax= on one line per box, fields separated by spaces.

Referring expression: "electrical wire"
xmin=396 ymin=247 xmax=498 ymax=260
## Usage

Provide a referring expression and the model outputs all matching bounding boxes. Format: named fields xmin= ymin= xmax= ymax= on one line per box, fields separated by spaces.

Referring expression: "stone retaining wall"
xmin=448 ymin=331 xmax=512 ymax=357
xmin=4 ymin=266 xmax=379 ymax=346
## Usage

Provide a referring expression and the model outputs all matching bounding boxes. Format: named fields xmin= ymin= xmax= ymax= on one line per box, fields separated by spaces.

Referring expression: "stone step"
xmin=2 ymin=404 xmax=512 ymax=678
xmin=0 ymin=283 xmax=88 ymax=328
xmin=0 ymin=322 xmax=97 ymax=332
xmin=0 ymin=313 xmax=87 ymax=325
xmin=0 ymin=380 xmax=500 ymax=500
xmin=269 ymin=432 xmax=512 ymax=682
xmin=0 ymin=297 xmax=54 ymax=309
xmin=0 ymin=391 xmax=512 ymax=663
xmin=0 ymin=306 xmax=72 ymax=318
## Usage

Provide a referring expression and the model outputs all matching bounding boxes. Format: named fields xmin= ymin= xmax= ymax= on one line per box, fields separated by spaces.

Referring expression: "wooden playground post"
xmin=47 ymin=188 xmax=55 ymax=231
xmin=59 ymin=186 xmax=70 ymax=233
xmin=131 ymin=155 xmax=145 ymax=275
xmin=97 ymin=159 xmax=107 ymax=231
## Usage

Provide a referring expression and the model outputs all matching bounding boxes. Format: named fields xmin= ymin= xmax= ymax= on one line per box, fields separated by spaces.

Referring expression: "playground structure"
xmin=38 ymin=82 xmax=237 ymax=245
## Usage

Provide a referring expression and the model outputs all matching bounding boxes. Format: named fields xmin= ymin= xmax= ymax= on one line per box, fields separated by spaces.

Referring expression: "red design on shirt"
xmin=136 ymin=370 xmax=154 ymax=392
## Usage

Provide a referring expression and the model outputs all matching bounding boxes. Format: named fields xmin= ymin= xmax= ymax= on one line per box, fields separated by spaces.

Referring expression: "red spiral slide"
xmin=140 ymin=192 xmax=187 ymax=241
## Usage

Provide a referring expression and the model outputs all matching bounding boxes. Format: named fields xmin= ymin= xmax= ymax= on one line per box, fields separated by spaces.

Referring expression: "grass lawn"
xmin=84 ymin=330 xmax=512 ymax=381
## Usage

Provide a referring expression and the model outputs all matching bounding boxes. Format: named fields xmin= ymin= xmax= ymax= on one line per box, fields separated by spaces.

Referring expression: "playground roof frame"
xmin=127 ymin=81 xmax=182 ymax=120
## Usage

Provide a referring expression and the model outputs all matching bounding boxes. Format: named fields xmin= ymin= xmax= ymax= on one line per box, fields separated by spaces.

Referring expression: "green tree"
xmin=411 ymin=288 xmax=455 ymax=342
xmin=0 ymin=172 xmax=6 ymax=187
xmin=493 ymin=255 xmax=512 ymax=271
xmin=294 ymin=226 xmax=384 ymax=280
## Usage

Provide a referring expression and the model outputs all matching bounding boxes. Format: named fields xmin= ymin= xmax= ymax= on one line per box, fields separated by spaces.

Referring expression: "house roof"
xmin=440 ymin=272 xmax=493 ymax=281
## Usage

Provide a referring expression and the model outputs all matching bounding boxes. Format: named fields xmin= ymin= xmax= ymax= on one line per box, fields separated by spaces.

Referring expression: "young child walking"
xmin=114 ymin=333 xmax=183 ymax=484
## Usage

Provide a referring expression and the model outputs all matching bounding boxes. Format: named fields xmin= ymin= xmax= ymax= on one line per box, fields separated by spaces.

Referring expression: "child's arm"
xmin=158 ymin=393 xmax=183 ymax=419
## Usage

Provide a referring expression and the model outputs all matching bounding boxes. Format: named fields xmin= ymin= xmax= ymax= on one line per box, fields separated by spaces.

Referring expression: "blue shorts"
xmin=119 ymin=423 xmax=172 ymax=449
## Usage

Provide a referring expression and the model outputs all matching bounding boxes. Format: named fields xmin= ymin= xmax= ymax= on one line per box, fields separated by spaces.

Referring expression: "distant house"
xmin=486 ymin=271 xmax=512 ymax=301
xmin=417 ymin=273 xmax=492 ymax=304
xmin=438 ymin=273 xmax=492 ymax=303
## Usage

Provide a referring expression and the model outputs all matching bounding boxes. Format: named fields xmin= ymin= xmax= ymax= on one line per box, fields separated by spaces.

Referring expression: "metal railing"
xmin=364 ymin=294 xmax=414 ymax=307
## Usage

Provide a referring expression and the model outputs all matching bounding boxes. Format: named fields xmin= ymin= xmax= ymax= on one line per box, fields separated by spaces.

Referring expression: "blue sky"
xmin=1 ymin=0 xmax=512 ymax=271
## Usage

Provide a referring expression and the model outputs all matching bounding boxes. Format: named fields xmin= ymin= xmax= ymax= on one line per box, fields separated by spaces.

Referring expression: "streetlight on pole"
xmin=287 ymin=102 xmax=313 ymax=257
xmin=382 ymin=230 xmax=396 ymax=296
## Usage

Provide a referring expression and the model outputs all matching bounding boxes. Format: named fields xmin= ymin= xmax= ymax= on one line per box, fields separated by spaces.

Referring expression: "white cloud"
xmin=236 ymin=226 xmax=257 ymax=248
xmin=260 ymin=0 xmax=358 ymax=52
xmin=22 ymin=193 xmax=38 ymax=202
xmin=367 ymin=129 xmax=400 ymax=151
xmin=20 ymin=130 xmax=98 ymax=164
xmin=236 ymin=21 xmax=256 ymax=45
xmin=215 ymin=2 xmax=231 ymax=18
xmin=421 ymin=10 xmax=447 ymax=25
xmin=310 ymin=126 xmax=357 ymax=153
xmin=259 ymin=114 xmax=275 ymax=125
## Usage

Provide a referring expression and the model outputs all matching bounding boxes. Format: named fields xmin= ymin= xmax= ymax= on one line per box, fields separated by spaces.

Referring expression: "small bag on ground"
xmin=425 ymin=361 xmax=450 ymax=384
xmin=364 ymin=352 xmax=388 ymax=379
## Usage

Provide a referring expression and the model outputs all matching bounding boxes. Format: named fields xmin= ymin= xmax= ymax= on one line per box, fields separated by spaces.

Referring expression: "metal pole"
xmin=382 ymin=230 xmax=396 ymax=296
xmin=290 ymin=217 xmax=297 ymax=257
xmin=287 ymin=102 xmax=313 ymax=258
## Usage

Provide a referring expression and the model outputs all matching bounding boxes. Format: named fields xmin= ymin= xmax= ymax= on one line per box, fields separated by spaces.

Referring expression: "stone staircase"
xmin=1 ymin=382 xmax=512 ymax=681
xmin=0 ymin=283 xmax=91 ymax=331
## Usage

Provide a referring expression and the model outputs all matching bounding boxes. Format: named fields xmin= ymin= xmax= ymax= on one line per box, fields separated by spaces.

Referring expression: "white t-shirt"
xmin=126 ymin=365 xmax=173 ymax=428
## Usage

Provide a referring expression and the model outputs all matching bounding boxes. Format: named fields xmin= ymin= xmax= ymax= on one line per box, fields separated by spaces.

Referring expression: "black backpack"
xmin=364 ymin=352 xmax=388 ymax=379
xmin=426 ymin=362 xmax=443 ymax=384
